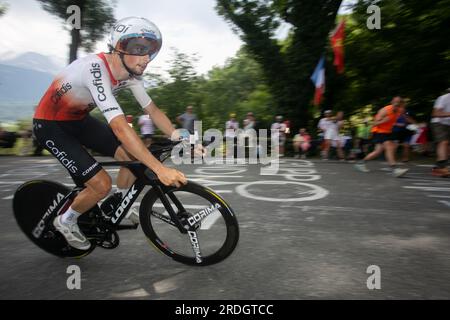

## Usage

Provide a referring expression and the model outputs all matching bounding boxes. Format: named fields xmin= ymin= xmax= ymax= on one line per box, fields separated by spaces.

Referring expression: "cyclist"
xmin=32 ymin=17 xmax=187 ymax=250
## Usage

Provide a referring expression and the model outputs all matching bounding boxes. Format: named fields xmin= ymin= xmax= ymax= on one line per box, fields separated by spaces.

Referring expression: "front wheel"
xmin=139 ymin=181 xmax=239 ymax=266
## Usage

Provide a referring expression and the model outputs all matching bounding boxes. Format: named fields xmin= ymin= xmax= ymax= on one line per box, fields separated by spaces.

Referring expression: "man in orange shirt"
xmin=354 ymin=96 xmax=409 ymax=177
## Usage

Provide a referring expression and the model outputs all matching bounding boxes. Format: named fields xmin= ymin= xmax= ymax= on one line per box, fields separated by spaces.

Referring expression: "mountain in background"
xmin=0 ymin=51 xmax=65 ymax=75
xmin=0 ymin=64 xmax=53 ymax=103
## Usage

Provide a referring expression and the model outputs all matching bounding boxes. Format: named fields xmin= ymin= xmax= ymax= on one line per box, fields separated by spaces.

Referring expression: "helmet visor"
xmin=117 ymin=33 xmax=162 ymax=59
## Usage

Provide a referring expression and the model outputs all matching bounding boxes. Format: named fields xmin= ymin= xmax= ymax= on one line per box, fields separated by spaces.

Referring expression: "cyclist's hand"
xmin=155 ymin=166 xmax=187 ymax=188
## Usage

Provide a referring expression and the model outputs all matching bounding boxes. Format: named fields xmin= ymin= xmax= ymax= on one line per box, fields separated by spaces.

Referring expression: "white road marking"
xmin=438 ymin=200 xmax=450 ymax=208
xmin=0 ymin=181 xmax=25 ymax=185
xmin=188 ymin=175 xmax=243 ymax=178
xmin=427 ymin=195 xmax=450 ymax=199
xmin=403 ymin=186 xmax=450 ymax=192
xmin=2 ymin=195 xmax=13 ymax=200
xmin=236 ymin=180 xmax=329 ymax=202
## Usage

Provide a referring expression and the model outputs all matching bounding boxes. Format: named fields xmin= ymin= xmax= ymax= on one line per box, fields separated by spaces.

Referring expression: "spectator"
xmin=126 ymin=115 xmax=134 ymax=128
xmin=225 ymin=113 xmax=239 ymax=157
xmin=317 ymin=110 xmax=345 ymax=160
xmin=177 ymin=105 xmax=197 ymax=134
xmin=354 ymin=96 xmax=409 ymax=177
xmin=138 ymin=114 xmax=155 ymax=147
xmin=243 ymin=112 xmax=257 ymax=149
xmin=410 ymin=122 xmax=429 ymax=154
xmin=243 ymin=112 xmax=256 ymax=131
xmin=293 ymin=128 xmax=311 ymax=159
xmin=0 ymin=125 xmax=18 ymax=149
xmin=271 ymin=115 xmax=287 ymax=156
xmin=356 ymin=119 xmax=372 ymax=156
xmin=392 ymin=104 xmax=416 ymax=162
xmin=430 ymin=88 xmax=450 ymax=177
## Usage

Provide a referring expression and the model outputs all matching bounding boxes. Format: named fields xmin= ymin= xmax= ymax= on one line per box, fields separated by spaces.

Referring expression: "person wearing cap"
xmin=430 ymin=88 xmax=450 ymax=177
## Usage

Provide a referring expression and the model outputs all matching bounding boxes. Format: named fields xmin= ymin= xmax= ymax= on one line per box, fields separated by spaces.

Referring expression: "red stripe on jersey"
xmin=97 ymin=52 xmax=118 ymax=86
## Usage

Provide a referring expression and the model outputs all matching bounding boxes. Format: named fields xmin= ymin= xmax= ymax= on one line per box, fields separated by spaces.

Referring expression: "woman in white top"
xmin=318 ymin=110 xmax=345 ymax=160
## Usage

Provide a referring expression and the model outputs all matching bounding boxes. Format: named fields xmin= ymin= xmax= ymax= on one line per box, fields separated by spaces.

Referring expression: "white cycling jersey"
xmin=34 ymin=52 xmax=152 ymax=123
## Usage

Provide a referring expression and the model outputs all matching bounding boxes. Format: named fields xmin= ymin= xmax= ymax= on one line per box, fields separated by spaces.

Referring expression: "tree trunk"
xmin=69 ymin=27 xmax=81 ymax=64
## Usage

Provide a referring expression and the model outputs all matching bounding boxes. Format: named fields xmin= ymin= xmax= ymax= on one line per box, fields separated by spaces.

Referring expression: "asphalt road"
xmin=1 ymin=155 xmax=449 ymax=299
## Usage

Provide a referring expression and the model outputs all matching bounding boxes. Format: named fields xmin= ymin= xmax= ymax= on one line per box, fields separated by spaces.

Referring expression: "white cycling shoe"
xmin=53 ymin=216 xmax=91 ymax=250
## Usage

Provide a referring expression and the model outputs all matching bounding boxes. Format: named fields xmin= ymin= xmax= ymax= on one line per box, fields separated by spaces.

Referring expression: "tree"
xmin=37 ymin=0 xmax=116 ymax=63
xmin=0 ymin=2 xmax=8 ymax=16
xmin=148 ymin=48 xmax=200 ymax=122
xmin=216 ymin=0 xmax=343 ymax=128
xmin=331 ymin=0 xmax=450 ymax=120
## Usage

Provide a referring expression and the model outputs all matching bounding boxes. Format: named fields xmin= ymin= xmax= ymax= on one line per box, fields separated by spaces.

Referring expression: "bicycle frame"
xmin=43 ymin=140 xmax=191 ymax=237
xmin=89 ymin=160 xmax=189 ymax=234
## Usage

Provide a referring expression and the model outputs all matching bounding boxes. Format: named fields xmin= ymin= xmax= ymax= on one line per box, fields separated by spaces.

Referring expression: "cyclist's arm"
xmin=109 ymin=115 xmax=162 ymax=171
xmin=129 ymin=82 xmax=180 ymax=140
xmin=144 ymin=101 xmax=178 ymax=138
xmin=83 ymin=63 xmax=185 ymax=185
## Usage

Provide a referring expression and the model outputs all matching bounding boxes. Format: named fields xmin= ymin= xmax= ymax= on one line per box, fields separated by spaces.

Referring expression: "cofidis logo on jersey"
xmin=51 ymin=82 xmax=72 ymax=104
xmin=90 ymin=63 xmax=106 ymax=102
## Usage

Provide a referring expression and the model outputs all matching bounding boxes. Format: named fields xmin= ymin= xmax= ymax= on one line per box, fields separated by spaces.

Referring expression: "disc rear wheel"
xmin=13 ymin=180 xmax=95 ymax=258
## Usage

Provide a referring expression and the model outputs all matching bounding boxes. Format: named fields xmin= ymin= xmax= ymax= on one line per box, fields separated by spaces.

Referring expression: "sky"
xmin=0 ymin=0 xmax=244 ymax=75
xmin=0 ymin=0 xmax=353 ymax=76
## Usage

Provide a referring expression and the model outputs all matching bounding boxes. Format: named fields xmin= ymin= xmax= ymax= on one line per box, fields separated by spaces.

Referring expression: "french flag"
xmin=310 ymin=55 xmax=325 ymax=106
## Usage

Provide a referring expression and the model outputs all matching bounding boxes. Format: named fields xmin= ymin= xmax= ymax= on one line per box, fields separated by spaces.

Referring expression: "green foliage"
xmin=330 ymin=0 xmax=450 ymax=121
xmin=141 ymin=48 xmax=275 ymax=131
xmin=0 ymin=2 xmax=8 ymax=16
xmin=216 ymin=0 xmax=343 ymax=128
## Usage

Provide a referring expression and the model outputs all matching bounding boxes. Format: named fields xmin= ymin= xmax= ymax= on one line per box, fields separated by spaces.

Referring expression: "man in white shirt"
xmin=271 ymin=115 xmax=287 ymax=156
xmin=138 ymin=114 xmax=155 ymax=147
xmin=317 ymin=110 xmax=344 ymax=160
xmin=431 ymin=89 xmax=450 ymax=177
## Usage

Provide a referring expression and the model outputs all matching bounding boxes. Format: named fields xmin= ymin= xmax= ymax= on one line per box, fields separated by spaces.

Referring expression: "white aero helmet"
xmin=109 ymin=17 xmax=162 ymax=61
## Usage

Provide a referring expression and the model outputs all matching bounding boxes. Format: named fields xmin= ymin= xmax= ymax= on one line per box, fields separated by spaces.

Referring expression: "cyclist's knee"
xmin=86 ymin=171 xmax=112 ymax=198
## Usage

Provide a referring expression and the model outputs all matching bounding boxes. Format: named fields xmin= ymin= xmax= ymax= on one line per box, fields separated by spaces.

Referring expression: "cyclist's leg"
xmin=33 ymin=119 xmax=112 ymax=249
xmin=75 ymin=115 xmax=136 ymax=194
xmin=70 ymin=170 xmax=112 ymax=212
xmin=114 ymin=146 xmax=136 ymax=191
